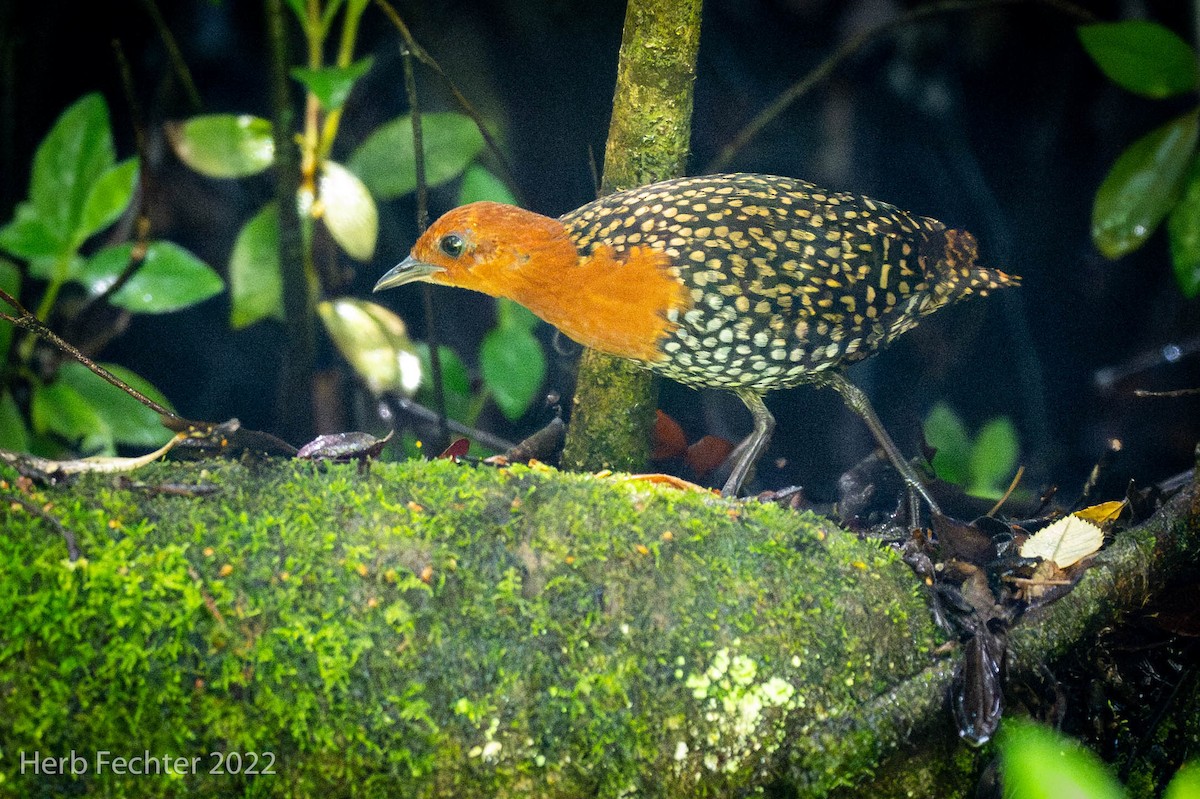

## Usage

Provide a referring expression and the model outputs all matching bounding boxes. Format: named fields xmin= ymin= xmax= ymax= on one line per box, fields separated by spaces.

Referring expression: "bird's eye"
xmin=439 ymin=234 xmax=465 ymax=258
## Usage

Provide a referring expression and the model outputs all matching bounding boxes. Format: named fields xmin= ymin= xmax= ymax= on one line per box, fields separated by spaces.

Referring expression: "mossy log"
xmin=0 ymin=458 xmax=1196 ymax=798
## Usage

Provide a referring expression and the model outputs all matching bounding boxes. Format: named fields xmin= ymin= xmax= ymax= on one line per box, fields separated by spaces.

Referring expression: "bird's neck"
xmin=500 ymin=227 xmax=689 ymax=363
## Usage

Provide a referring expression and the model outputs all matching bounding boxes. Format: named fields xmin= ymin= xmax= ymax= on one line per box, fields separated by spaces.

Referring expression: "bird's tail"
xmin=932 ymin=228 xmax=1020 ymax=300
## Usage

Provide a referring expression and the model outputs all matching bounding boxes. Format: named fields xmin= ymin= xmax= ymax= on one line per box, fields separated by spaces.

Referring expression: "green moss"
xmin=0 ymin=458 xmax=938 ymax=797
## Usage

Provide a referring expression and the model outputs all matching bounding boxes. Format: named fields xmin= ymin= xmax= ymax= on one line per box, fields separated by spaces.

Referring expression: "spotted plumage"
xmin=558 ymin=173 xmax=1016 ymax=391
xmin=374 ymin=172 xmax=1018 ymax=501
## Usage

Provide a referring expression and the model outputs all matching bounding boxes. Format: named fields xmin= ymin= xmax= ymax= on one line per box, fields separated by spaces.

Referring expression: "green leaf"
xmin=1092 ymin=110 xmax=1199 ymax=259
xmin=1168 ymin=157 xmax=1200 ymax=298
xmin=0 ymin=202 xmax=65 ymax=260
xmin=415 ymin=344 xmax=474 ymax=424
xmin=27 ymin=253 xmax=84 ymax=284
xmin=31 ymin=379 xmax=105 ymax=446
xmin=230 ymin=204 xmax=285 ymax=329
xmin=348 ymin=113 xmax=484 ymax=200
xmin=167 ymin=114 xmax=276 ymax=178
xmin=1000 ymin=721 xmax=1125 ymax=799
xmin=924 ymin=402 xmax=970 ymax=486
xmin=497 ymin=297 xmax=539 ymax=332
xmin=459 ymin=164 xmax=517 ymax=205
xmin=1079 ymin=21 xmax=1199 ymax=99
xmin=967 ymin=416 xmax=1018 ymax=498
xmin=318 ymin=298 xmax=421 ymax=396
xmin=319 ymin=160 xmax=377 ymax=261
xmin=481 ymin=324 xmax=545 ymax=421
xmin=78 ymin=158 xmax=139 ymax=246
xmin=291 ymin=57 xmax=374 ymax=111
xmin=57 ymin=361 xmax=173 ymax=449
xmin=0 ymin=258 xmax=19 ymax=368
xmin=80 ymin=241 xmax=223 ymax=314
xmin=0 ymin=389 xmax=29 ymax=452
xmin=1165 ymin=761 xmax=1200 ymax=799
xmin=30 ymin=93 xmax=115 ymax=246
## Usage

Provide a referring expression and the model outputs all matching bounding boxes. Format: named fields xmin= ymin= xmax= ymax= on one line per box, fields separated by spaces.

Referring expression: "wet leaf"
xmin=1000 ymin=721 xmax=1124 ymax=799
xmin=349 ymin=112 xmax=484 ymax=200
xmin=318 ymin=298 xmax=421 ymax=396
xmin=78 ymin=158 xmax=138 ymax=246
xmin=167 ymin=114 xmax=276 ymax=178
xmin=481 ymin=323 xmax=545 ymax=421
xmin=1079 ymin=21 xmax=1199 ymax=99
xmin=1168 ymin=156 xmax=1200 ymax=298
xmin=1020 ymin=515 xmax=1104 ymax=568
xmin=319 ymin=160 xmax=377 ymax=261
xmin=81 ymin=241 xmax=224 ymax=314
xmin=57 ymin=361 xmax=173 ymax=448
xmin=30 ymin=93 xmax=115 ymax=244
xmin=229 ymin=203 xmax=284 ymax=329
xmin=459 ymin=164 xmax=517 ymax=205
xmin=291 ymin=57 xmax=374 ymax=111
xmin=1092 ymin=110 xmax=1199 ymax=259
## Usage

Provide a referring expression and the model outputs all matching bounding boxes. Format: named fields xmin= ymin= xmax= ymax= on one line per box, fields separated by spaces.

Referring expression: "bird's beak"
xmin=373 ymin=255 xmax=444 ymax=292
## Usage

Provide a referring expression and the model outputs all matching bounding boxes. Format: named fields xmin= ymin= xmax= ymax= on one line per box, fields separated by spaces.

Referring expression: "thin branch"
xmin=372 ymin=0 xmax=521 ymax=197
xmin=705 ymin=0 xmax=1098 ymax=173
xmin=136 ymin=0 xmax=202 ymax=112
xmin=384 ymin=395 xmax=515 ymax=453
xmin=0 ymin=287 xmax=178 ymax=422
xmin=400 ymin=44 xmax=448 ymax=444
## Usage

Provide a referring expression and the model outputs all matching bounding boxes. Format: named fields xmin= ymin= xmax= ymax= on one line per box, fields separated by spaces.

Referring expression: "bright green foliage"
xmin=291 ymin=56 xmax=374 ymax=111
xmin=1080 ymin=19 xmax=1200 ymax=296
xmin=1000 ymin=721 xmax=1125 ymax=799
xmin=30 ymin=362 xmax=174 ymax=455
xmin=1000 ymin=721 xmax=1200 ymax=799
xmin=1165 ymin=762 xmax=1200 ymax=799
xmin=167 ymin=114 xmax=276 ymax=178
xmin=1091 ymin=111 xmax=1198 ymax=260
xmin=318 ymin=298 xmax=421 ymax=396
xmin=460 ymin=164 xmax=518 ymax=206
xmin=0 ymin=457 xmax=938 ymax=798
xmin=1168 ymin=157 xmax=1200 ymax=297
xmin=1079 ymin=21 xmax=1199 ymax=99
xmin=349 ymin=113 xmax=485 ymax=200
xmin=0 ymin=93 xmax=216 ymax=455
xmin=230 ymin=203 xmax=285 ymax=328
xmin=319 ymin=160 xmax=377 ymax=260
xmin=80 ymin=241 xmax=223 ymax=314
xmin=55 ymin=362 xmax=174 ymax=450
xmin=924 ymin=403 xmax=1019 ymax=499
xmin=481 ymin=299 xmax=547 ymax=421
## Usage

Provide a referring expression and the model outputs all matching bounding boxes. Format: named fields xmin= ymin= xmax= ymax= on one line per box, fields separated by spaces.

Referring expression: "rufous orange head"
xmin=373 ymin=202 xmax=574 ymax=300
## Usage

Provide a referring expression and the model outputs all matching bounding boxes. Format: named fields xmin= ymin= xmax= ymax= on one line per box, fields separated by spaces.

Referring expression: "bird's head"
xmin=373 ymin=202 xmax=574 ymax=300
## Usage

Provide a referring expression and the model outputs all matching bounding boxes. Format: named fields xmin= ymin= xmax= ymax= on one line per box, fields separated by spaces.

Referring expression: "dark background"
xmin=1 ymin=0 xmax=1197 ymax=501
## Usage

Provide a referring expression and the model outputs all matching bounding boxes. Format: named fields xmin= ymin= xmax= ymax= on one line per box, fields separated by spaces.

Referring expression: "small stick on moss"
xmin=5 ymin=492 xmax=82 ymax=561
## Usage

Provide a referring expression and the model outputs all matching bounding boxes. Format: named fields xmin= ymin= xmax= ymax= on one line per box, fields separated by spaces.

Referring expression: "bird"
xmin=374 ymin=172 xmax=1018 ymax=507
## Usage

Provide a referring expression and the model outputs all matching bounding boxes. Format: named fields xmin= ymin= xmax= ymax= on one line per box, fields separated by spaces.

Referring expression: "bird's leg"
xmin=722 ymin=391 xmax=775 ymax=497
xmin=825 ymin=372 xmax=942 ymax=516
